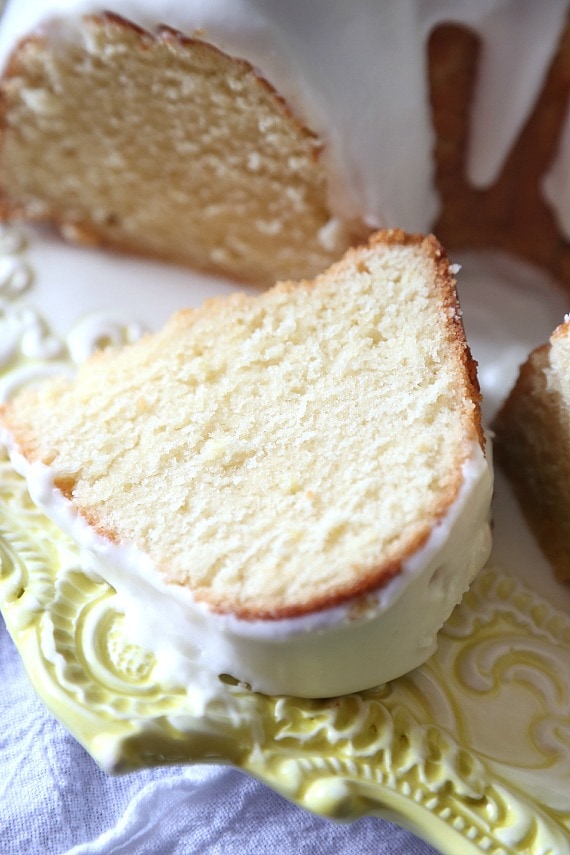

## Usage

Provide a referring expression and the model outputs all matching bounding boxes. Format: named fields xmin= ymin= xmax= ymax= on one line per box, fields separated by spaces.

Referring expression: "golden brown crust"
xmin=196 ymin=534 xmax=428 ymax=621
xmin=2 ymin=419 xmax=433 ymax=622
xmin=493 ymin=337 xmax=570 ymax=583
xmin=367 ymin=231 xmax=485 ymax=449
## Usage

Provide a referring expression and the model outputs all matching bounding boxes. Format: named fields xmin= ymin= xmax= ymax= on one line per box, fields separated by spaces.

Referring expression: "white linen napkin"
xmin=1 ymin=618 xmax=439 ymax=855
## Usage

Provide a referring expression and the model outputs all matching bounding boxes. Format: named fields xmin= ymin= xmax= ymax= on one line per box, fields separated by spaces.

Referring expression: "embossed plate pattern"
xmin=0 ymin=227 xmax=569 ymax=855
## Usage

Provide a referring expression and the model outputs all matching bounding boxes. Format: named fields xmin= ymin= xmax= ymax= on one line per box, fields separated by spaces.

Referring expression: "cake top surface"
xmin=0 ymin=231 xmax=485 ymax=620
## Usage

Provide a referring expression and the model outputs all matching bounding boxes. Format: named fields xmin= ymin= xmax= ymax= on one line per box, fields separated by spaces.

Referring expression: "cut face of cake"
xmin=493 ymin=320 xmax=570 ymax=583
xmin=1 ymin=2 xmax=570 ymax=286
xmin=0 ymin=12 xmax=368 ymax=285
xmin=0 ymin=231 xmax=493 ymax=697
xmin=0 ymin=5 xmax=374 ymax=286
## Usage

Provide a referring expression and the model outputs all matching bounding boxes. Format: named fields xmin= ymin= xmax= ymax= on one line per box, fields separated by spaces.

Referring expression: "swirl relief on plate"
xmin=0 ymin=227 xmax=569 ymax=855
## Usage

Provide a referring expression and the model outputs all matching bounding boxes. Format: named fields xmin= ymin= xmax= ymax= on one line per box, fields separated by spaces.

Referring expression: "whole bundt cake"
xmin=1 ymin=1 xmax=570 ymax=286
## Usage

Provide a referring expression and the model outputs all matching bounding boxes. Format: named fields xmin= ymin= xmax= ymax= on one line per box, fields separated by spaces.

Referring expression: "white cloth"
xmin=1 ymin=618 xmax=440 ymax=855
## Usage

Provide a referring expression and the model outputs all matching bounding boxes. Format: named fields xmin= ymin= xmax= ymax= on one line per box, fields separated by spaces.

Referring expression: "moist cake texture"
xmin=0 ymin=232 xmax=493 ymax=696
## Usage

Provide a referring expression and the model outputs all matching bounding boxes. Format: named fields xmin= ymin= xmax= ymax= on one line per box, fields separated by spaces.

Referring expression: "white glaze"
xmin=1 ymin=437 xmax=492 ymax=700
xmin=0 ymin=0 xmax=569 ymax=233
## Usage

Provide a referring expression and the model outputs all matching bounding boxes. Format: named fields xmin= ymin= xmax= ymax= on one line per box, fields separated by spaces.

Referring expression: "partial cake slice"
xmin=493 ymin=319 xmax=570 ymax=583
xmin=0 ymin=231 xmax=493 ymax=697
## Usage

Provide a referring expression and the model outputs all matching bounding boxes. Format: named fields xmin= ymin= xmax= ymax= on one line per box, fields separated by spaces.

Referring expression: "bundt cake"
xmin=493 ymin=319 xmax=570 ymax=584
xmin=0 ymin=231 xmax=493 ymax=697
xmin=2 ymin=2 xmax=570 ymax=286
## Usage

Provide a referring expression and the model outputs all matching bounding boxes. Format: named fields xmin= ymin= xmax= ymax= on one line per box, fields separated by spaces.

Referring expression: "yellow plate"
xmin=1 ymin=226 xmax=569 ymax=855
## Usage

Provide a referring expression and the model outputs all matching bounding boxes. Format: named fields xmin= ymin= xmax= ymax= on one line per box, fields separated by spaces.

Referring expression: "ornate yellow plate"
xmin=0 ymin=226 xmax=569 ymax=855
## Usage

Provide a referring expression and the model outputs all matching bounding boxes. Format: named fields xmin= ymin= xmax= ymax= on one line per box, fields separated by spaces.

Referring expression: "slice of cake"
xmin=493 ymin=319 xmax=570 ymax=583
xmin=0 ymin=231 xmax=493 ymax=697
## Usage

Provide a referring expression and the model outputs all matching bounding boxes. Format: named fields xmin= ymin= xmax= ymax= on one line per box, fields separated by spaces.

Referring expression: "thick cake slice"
xmin=493 ymin=319 xmax=570 ymax=583
xmin=0 ymin=231 xmax=493 ymax=697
